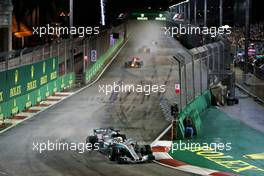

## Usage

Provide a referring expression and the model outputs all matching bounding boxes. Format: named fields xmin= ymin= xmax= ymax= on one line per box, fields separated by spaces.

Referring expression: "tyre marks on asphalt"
xmin=107 ymin=37 xmax=179 ymax=136
xmin=36 ymin=150 xmax=108 ymax=176
xmin=0 ymin=168 xmax=8 ymax=176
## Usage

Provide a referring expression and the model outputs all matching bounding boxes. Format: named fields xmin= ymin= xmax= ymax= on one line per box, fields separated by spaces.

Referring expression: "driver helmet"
xmin=116 ymin=136 xmax=123 ymax=143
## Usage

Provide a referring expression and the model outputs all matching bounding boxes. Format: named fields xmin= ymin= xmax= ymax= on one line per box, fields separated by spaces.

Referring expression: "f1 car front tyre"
xmin=147 ymin=154 xmax=155 ymax=161
xmin=145 ymin=145 xmax=152 ymax=155
xmin=109 ymin=146 xmax=120 ymax=161
xmin=140 ymin=145 xmax=152 ymax=156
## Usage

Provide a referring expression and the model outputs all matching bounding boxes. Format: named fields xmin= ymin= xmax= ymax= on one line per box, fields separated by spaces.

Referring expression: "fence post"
xmin=83 ymin=39 xmax=86 ymax=74
xmin=212 ymin=46 xmax=216 ymax=71
xmin=173 ymin=56 xmax=182 ymax=112
xmin=50 ymin=44 xmax=53 ymax=58
xmin=179 ymin=61 xmax=182 ymax=111
xmin=191 ymin=54 xmax=195 ymax=100
xmin=20 ymin=50 xmax=23 ymax=65
xmin=42 ymin=47 xmax=45 ymax=60
xmin=57 ymin=43 xmax=60 ymax=59
xmin=183 ymin=59 xmax=188 ymax=107
xmin=199 ymin=53 xmax=203 ymax=94
xmin=217 ymin=44 xmax=221 ymax=71
xmin=5 ymin=53 xmax=8 ymax=71
xmin=31 ymin=50 xmax=34 ymax=64
xmin=221 ymin=42 xmax=225 ymax=70
xmin=64 ymin=40 xmax=67 ymax=75
xmin=71 ymin=40 xmax=74 ymax=72
xmin=207 ymin=51 xmax=210 ymax=89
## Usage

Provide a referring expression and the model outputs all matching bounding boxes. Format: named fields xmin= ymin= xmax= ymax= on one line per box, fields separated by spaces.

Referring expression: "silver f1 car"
xmin=86 ymin=128 xmax=155 ymax=164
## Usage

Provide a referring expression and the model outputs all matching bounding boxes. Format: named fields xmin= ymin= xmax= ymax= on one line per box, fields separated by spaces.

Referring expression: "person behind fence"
xmin=184 ymin=117 xmax=194 ymax=138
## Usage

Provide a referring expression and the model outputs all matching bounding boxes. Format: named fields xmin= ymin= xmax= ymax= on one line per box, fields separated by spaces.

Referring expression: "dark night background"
xmin=11 ymin=0 xmax=263 ymax=27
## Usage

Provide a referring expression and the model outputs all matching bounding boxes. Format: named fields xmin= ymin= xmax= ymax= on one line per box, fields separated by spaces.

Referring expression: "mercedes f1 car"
xmin=86 ymin=128 xmax=155 ymax=164
xmin=124 ymin=57 xmax=144 ymax=68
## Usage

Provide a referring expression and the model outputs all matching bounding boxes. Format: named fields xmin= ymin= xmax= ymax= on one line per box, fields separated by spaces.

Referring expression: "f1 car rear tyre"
xmin=140 ymin=61 xmax=144 ymax=67
xmin=148 ymin=154 xmax=155 ymax=161
xmin=87 ymin=135 xmax=98 ymax=149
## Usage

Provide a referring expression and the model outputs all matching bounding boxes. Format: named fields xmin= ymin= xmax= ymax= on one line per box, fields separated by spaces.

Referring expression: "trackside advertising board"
xmin=6 ymin=57 xmax=58 ymax=100
xmin=0 ymin=57 xmax=59 ymax=118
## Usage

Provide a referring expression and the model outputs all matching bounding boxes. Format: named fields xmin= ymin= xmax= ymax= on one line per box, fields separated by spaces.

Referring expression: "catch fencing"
xmin=161 ymin=38 xmax=232 ymax=121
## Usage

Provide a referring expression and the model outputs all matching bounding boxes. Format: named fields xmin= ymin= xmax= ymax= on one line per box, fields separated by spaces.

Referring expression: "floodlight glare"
xmin=100 ymin=0 xmax=106 ymax=25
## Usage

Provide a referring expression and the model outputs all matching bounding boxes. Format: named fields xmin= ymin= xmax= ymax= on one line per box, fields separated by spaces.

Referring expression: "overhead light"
xmin=137 ymin=13 xmax=148 ymax=20
xmin=60 ymin=12 xmax=65 ymax=17
xmin=155 ymin=14 xmax=166 ymax=21
xmin=100 ymin=0 xmax=105 ymax=26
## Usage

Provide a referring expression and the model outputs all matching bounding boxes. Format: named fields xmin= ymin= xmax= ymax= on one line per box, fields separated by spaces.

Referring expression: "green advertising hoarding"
xmin=0 ymin=57 xmax=61 ymax=118
xmin=0 ymin=71 xmax=7 ymax=103
xmin=0 ymin=69 xmax=8 ymax=118
xmin=8 ymin=57 xmax=58 ymax=115
xmin=6 ymin=57 xmax=58 ymax=101
xmin=4 ymin=72 xmax=74 ymax=118
xmin=7 ymin=65 xmax=29 ymax=100
xmin=131 ymin=12 xmax=166 ymax=20
xmin=85 ymin=37 xmax=124 ymax=83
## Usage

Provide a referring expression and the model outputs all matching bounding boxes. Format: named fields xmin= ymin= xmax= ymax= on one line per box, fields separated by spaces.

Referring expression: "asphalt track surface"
xmin=0 ymin=21 xmax=200 ymax=176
